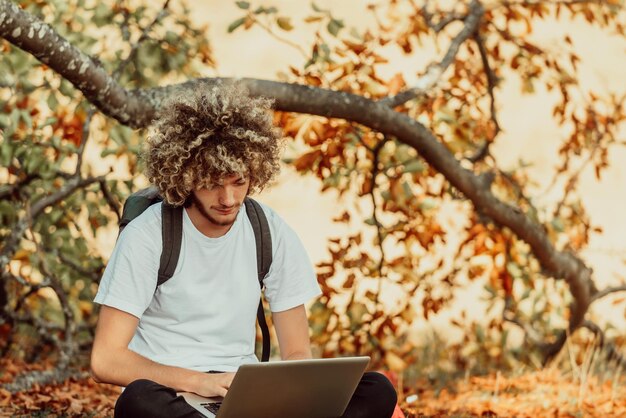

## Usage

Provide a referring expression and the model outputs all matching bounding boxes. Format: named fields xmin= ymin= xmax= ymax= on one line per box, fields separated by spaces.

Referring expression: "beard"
xmin=190 ymin=193 xmax=239 ymax=227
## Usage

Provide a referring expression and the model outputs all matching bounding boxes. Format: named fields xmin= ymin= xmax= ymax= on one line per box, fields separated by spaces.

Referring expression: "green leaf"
xmin=419 ymin=198 xmax=436 ymax=211
xmin=304 ymin=49 xmax=319 ymax=69
xmin=10 ymin=107 xmax=20 ymax=128
xmin=59 ymin=79 xmax=75 ymax=97
xmin=254 ymin=6 xmax=277 ymax=14
xmin=311 ymin=2 xmax=327 ymax=13
xmin=551 ymin=217 xmax=564 ymax=233
xmin=327 ymin=18 xmax=344 ymax=37
xmin=319 ymin=43 xmax=331 ymax=59
xmin=364 ymin=217 xmax=377 ymax=226
xmin=484 ymin=284 xmax=497 ymax=297
xmin=276 ymin=17 xmax=293 ymax=31
xmin=47 ymin=92 xmax=59 ymax=110
xmin=227 ymin=17 xmax=246 ymax=33
xmin=403 ymin=160 xmax=424 ymax=173
xmin=25 ymin=150 xmax=44 ymax=174
xmin=42 ymin=117 xmax=58 ymax=127
xmin=349 ymin=27 xmax=362 ymax=40
xmin=235 ymin=1 xmax=250 ymax=9
xmin=402 ymin=181 xmax=412 ymax=199
xmin=0 ymin=135 xmax=13 ymax=166
xmin=92 ymin=2 xmax=112 ymax=27
xmin=0 ymin=113 xmax=10 ymax=129
xmin=475 ymin=324 xmax=485 ymax=343
xmin=506 ymin=262 xmax=522 ymax=279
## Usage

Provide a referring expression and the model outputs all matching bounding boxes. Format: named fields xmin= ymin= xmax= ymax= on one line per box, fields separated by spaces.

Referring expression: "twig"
xmin=111 ymin=0 xmax=172 ymax=81
xmin=0 ymin=169 xmax=76 ymax=200
xmin=369 ymin=138 xmax=389 ymax=299
xmin=467 ymin=31 xmax=501 ymax=163
xmin=498 ymin=0 xmax=610 ymax=7
xmin=99 ymin=179 xmax=122 ymax=222
xmin=494 ymin=168 xmax=541 ymax=219
xmin=379 ymin=0 xmax=484 ymax=108
xmin=503 ymin=301 xmax=545 ymax=346
xmin=421 ymin=2 xmax=465 ymax=33
xmin=250 ymin=15 xmax=308 ymax=59
xmin=0 ymin=175 xmax=105 ymax=267
xmin=0 ymin=272 xmax=50 ymax=357
xmin=31 ymin=226 xmax=76 ymax=370
xmin=117 ymin=0 xmax=132 ymax=42
xmin=552 ymin=131 xmax=601 ymax=218
xmin=57 ymin=251 xmax=104 ymax=283
xmin=582 ymin=320 xmax=626 ymax=370
xmin=0 ymin=173 xmax=38 ymax=200
xmin=590 ymin=284 xmax=626 ymax=303
xmin=1 ymin=301 xmax=64 ymax=357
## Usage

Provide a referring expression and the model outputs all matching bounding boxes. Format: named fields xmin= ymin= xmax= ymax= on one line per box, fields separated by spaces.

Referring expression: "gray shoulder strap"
xmin=157 ymin=203 xmax=183 ymax=287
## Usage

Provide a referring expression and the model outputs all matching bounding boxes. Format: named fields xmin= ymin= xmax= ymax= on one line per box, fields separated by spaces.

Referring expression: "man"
xmin=90 ymin=83 xmax=397 ymax=417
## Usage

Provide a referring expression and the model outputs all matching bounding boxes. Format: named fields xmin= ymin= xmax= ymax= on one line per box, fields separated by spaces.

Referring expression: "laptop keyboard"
xmin=200 ymin=402 xmax=222 ymax=414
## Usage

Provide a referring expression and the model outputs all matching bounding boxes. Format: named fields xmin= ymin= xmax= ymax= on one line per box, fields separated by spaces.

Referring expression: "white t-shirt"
xmin=94 ymin=201 xmax=321 ymax=372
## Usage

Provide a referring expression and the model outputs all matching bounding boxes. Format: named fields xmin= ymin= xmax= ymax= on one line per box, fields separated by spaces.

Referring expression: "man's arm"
xmin=90 ymin=305 xmax=234 ymax=397
xmin=272 ymin=304 xmax=313 ymax=361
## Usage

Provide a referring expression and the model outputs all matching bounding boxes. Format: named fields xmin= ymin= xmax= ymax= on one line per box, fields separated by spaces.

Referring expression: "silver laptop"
xmin=178 ymin=356 xmax=370 ymax=418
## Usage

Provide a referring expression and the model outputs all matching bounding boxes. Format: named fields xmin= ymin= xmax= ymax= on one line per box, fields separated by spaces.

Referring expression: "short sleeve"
xmin=94 ymin=221 xmax=161 ymax=318
xmin=262 ymin=211 xmax=321 ymax=313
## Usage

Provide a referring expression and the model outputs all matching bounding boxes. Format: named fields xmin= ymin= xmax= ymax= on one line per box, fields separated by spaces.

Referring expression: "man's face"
xmin=191 ymin=174 xmax=250 ymax=227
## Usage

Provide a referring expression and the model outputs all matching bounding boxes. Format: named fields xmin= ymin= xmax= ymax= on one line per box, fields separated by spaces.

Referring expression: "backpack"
xmin=118 ymin=186 xmax=272 ymax=362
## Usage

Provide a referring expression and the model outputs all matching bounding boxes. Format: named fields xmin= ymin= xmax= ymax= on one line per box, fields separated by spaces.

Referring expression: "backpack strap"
xmin=157 ymin=203 xmax=183 ymax=287
xmin=119 ymin=186 xmax=162 ymax=235
xmin=244 ymin=198 xmax=273 ymax=363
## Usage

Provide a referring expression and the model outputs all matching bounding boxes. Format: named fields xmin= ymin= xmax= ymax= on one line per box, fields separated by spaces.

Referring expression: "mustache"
xmin=213 ymin=205 xmax=238 ymax=210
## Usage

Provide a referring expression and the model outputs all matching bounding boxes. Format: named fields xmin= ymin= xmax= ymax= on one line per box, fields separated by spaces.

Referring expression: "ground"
xmin=1 ymin=358 xmax=625 ymax=417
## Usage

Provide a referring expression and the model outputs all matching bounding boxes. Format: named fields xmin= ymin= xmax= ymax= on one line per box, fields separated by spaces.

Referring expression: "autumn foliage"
xmin=1 ymin=0 xmax=626 ymax=415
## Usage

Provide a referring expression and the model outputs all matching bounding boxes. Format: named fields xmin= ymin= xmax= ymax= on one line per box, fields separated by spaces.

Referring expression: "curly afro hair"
xmin=143 ymin=82 xmax=283 ymax=206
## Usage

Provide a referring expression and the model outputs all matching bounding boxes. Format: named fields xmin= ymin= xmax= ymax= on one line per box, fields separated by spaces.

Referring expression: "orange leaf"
xmin=293 ymin=149 xmax=322 ymax=171
xmin=387 ymin=73 xmax=406 ymax=96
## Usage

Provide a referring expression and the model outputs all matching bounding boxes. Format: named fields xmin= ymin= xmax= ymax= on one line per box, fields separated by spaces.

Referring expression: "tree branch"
xmin=31 ymin=229 xmax=75 ymax=370
xmin=369 ymin=138 xmax=388 ymax=281
xmin=0 ymin=0 xmax=152 ymax=127
xmin=1 ymin=0 xmax=599 ymax=361
xmin=498 ymin=0 xmax=611 ymax=7
xmin=581 ymin=320 xmax=626 ymax=370
xmin=467 ymin=30 xmax=501 ymax=163
xmin=379 ymin=0 xmax=485 ymax=108
xmin=0 ymin=175 xmax=105 ymax=267
xmin=0 ymin=173 xmax=38 ymax=200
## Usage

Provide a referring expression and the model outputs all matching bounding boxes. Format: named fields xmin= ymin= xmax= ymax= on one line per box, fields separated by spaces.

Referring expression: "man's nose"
xmin=219 ymin=186 xmax=236 ymax=207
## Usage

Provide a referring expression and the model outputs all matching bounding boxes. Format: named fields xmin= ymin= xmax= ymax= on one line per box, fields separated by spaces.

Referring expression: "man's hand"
xmin=192 ymin=372 xmax=235 ymax=398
